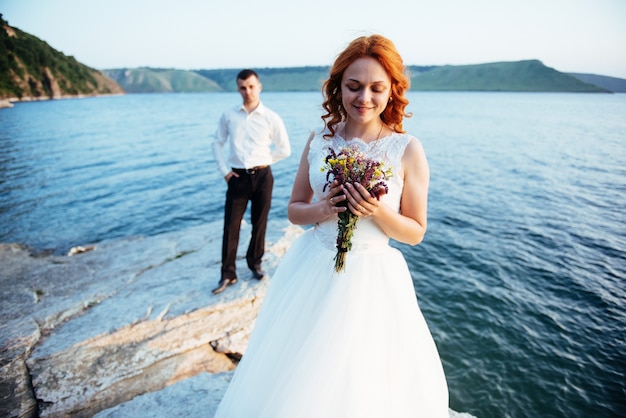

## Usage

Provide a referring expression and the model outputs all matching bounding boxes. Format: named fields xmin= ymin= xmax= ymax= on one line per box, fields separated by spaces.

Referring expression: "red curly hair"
xmin=321 ymin=35 xmax=411 ymax=139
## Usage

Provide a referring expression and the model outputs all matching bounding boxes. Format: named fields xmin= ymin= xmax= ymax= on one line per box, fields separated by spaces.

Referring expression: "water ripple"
xmin=2 ymin=92 xmax=626 ymax=418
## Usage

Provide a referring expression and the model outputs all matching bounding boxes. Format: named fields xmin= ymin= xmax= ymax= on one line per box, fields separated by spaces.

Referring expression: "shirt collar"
xmin=238 ymin=102 xmax=265 ymax=115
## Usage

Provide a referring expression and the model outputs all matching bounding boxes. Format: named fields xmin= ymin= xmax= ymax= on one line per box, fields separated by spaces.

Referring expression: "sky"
xmin=2 ymin=0 xmax=626 ymax=79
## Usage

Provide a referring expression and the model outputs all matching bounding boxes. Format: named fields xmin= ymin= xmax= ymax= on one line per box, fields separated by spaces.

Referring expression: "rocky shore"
xmin=1 ymin=219 xmax=472 ymax=418
xmin=1 ymin=219 xmax=302 ymax=417
xmin=0 ymin=93 xmax=126 ymax=110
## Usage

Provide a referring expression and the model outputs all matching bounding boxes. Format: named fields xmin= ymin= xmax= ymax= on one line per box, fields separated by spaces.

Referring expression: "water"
xmin=1 ymin=92 xmax=625 ymax=418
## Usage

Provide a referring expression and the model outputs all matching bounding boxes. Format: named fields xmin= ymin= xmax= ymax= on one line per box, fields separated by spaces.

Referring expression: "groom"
xmin=210 ymin=69 xmax=291 ymax=295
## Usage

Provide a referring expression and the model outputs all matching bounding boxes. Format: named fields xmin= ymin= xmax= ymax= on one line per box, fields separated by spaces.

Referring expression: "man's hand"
xmin=225 ymin=171 xmax=239 ymax=182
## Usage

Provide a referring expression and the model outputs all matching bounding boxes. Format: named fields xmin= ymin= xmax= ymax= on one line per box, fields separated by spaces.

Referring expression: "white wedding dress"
xmin=213 ymin=129 xmax=449 ymax=417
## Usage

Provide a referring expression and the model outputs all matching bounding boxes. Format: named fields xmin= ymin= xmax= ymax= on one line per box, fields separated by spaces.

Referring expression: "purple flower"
xmin=321 ymin=145 xmax=393 ymax=272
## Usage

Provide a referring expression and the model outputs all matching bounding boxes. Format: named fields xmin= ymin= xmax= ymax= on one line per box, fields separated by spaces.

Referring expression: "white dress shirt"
xmin=212 ymin=102 xmax=290 ymax=177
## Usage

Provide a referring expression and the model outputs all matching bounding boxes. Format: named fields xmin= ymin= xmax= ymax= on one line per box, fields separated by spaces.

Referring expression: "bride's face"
xmin=340 ymin=57 xmax=392 ymax=125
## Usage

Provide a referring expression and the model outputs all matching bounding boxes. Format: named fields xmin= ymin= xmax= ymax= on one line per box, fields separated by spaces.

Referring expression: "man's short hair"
xmin=237 ymin=69 xmax=259 ymax=81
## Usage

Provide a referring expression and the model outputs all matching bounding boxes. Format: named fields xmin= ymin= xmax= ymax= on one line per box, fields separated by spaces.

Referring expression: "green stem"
xmin=334 ymin=212 xmax=359 ymax=273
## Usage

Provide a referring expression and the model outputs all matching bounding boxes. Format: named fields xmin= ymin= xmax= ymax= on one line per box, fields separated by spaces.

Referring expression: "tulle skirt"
xmin=213 ymin=228 xmax=449 ymax=417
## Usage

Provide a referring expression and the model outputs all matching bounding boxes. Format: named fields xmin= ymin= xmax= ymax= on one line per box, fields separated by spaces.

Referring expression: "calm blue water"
xmin=1 ymin=92 xmax=625 ymax=418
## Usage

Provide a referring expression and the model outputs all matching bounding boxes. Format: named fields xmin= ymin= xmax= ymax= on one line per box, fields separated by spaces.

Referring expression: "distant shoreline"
xmin=0 ymin=93 xmax=125 ymax=108
xmin=4 ymin=89 xmax=624 ymax=112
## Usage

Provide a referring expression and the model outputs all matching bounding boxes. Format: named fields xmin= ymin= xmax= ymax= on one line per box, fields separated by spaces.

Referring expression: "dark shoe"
xmin=212 ymin=277 xmax=237 ymax=295
xmin=251 ymin=269 xmax=267 ymax=280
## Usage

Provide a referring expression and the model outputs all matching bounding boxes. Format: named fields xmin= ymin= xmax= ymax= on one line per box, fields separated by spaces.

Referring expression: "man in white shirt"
xmin=211 ymin=69 xmax=291 ymax=295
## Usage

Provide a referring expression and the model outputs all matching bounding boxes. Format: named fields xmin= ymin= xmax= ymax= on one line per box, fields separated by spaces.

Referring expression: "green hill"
xmin=0 ymin=15 xmax=123 ymax=103
xmin=410 ymin=60 xmax=607 ymax=92
xmin=114 ymin=61 xmax=610 ymax=93
xmin=103 ymin=68 xmax=222 ymax=93
xmin=569 ymin=73 xmax=626 ymax=93
xmin=195 ymin=67 xmax=330 ymax=92
xmin=1 ymin=13 xmax=617 ymax=104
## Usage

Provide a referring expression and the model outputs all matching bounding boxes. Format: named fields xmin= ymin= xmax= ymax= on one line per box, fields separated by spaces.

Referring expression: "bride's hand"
xmin=325 ymin=181 xmax=347 ymax=215
xmin=343 ymin=183 xmax=381 ymax=217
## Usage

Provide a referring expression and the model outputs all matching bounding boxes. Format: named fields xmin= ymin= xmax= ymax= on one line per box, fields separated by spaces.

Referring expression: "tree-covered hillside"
xmin=411 ymin=60 xmax=607 ymax=92
xmin=0 ymin=14 xmax=123 ymax=101
xmin=195 ymin=67 xmax=329 ymax=92
xmin=1 ymin=13 xmax=618 ymax=102
xmin=113 ymin=62 xmax=611 ymax=94
xmin=569 ymin=73 xmax=626 ymax=93
xmin=104 ymin=68 xmax=222 ymax=93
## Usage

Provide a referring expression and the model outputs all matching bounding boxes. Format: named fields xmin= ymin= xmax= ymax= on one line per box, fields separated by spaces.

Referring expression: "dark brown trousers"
xmin=221 ymin=166 xmax=273 ymax=280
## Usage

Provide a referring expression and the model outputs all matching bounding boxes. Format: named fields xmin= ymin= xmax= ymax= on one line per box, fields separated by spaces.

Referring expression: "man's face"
xmin=237 ymin=76 xmax=262 ymax=105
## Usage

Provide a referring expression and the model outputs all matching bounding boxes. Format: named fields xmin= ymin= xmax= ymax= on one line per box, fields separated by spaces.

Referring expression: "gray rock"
xmin=1 ymin=219 xmax=473 ymax=418
xmin=0 ymin=219 xmax=302 ymax=417
xmin=94 ymin=372 xmax=232 ymax=418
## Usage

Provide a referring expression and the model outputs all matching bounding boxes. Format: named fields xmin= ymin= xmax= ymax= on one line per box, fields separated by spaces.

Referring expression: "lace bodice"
xmin=307 ymin=128 xmax=415 ymax=252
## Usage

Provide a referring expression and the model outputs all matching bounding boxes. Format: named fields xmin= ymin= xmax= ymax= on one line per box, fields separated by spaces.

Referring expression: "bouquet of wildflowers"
xmin=321 ymin=144 xmax=392 ymax=272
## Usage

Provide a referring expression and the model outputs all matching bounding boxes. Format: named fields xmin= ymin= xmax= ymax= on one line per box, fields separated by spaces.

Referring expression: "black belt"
xmin=232 ymin=165 xmax=269 ymax=175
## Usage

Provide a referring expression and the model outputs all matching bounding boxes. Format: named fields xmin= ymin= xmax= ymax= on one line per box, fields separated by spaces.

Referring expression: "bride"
xmin=213 ymin=34 xmax=449 ymax=417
